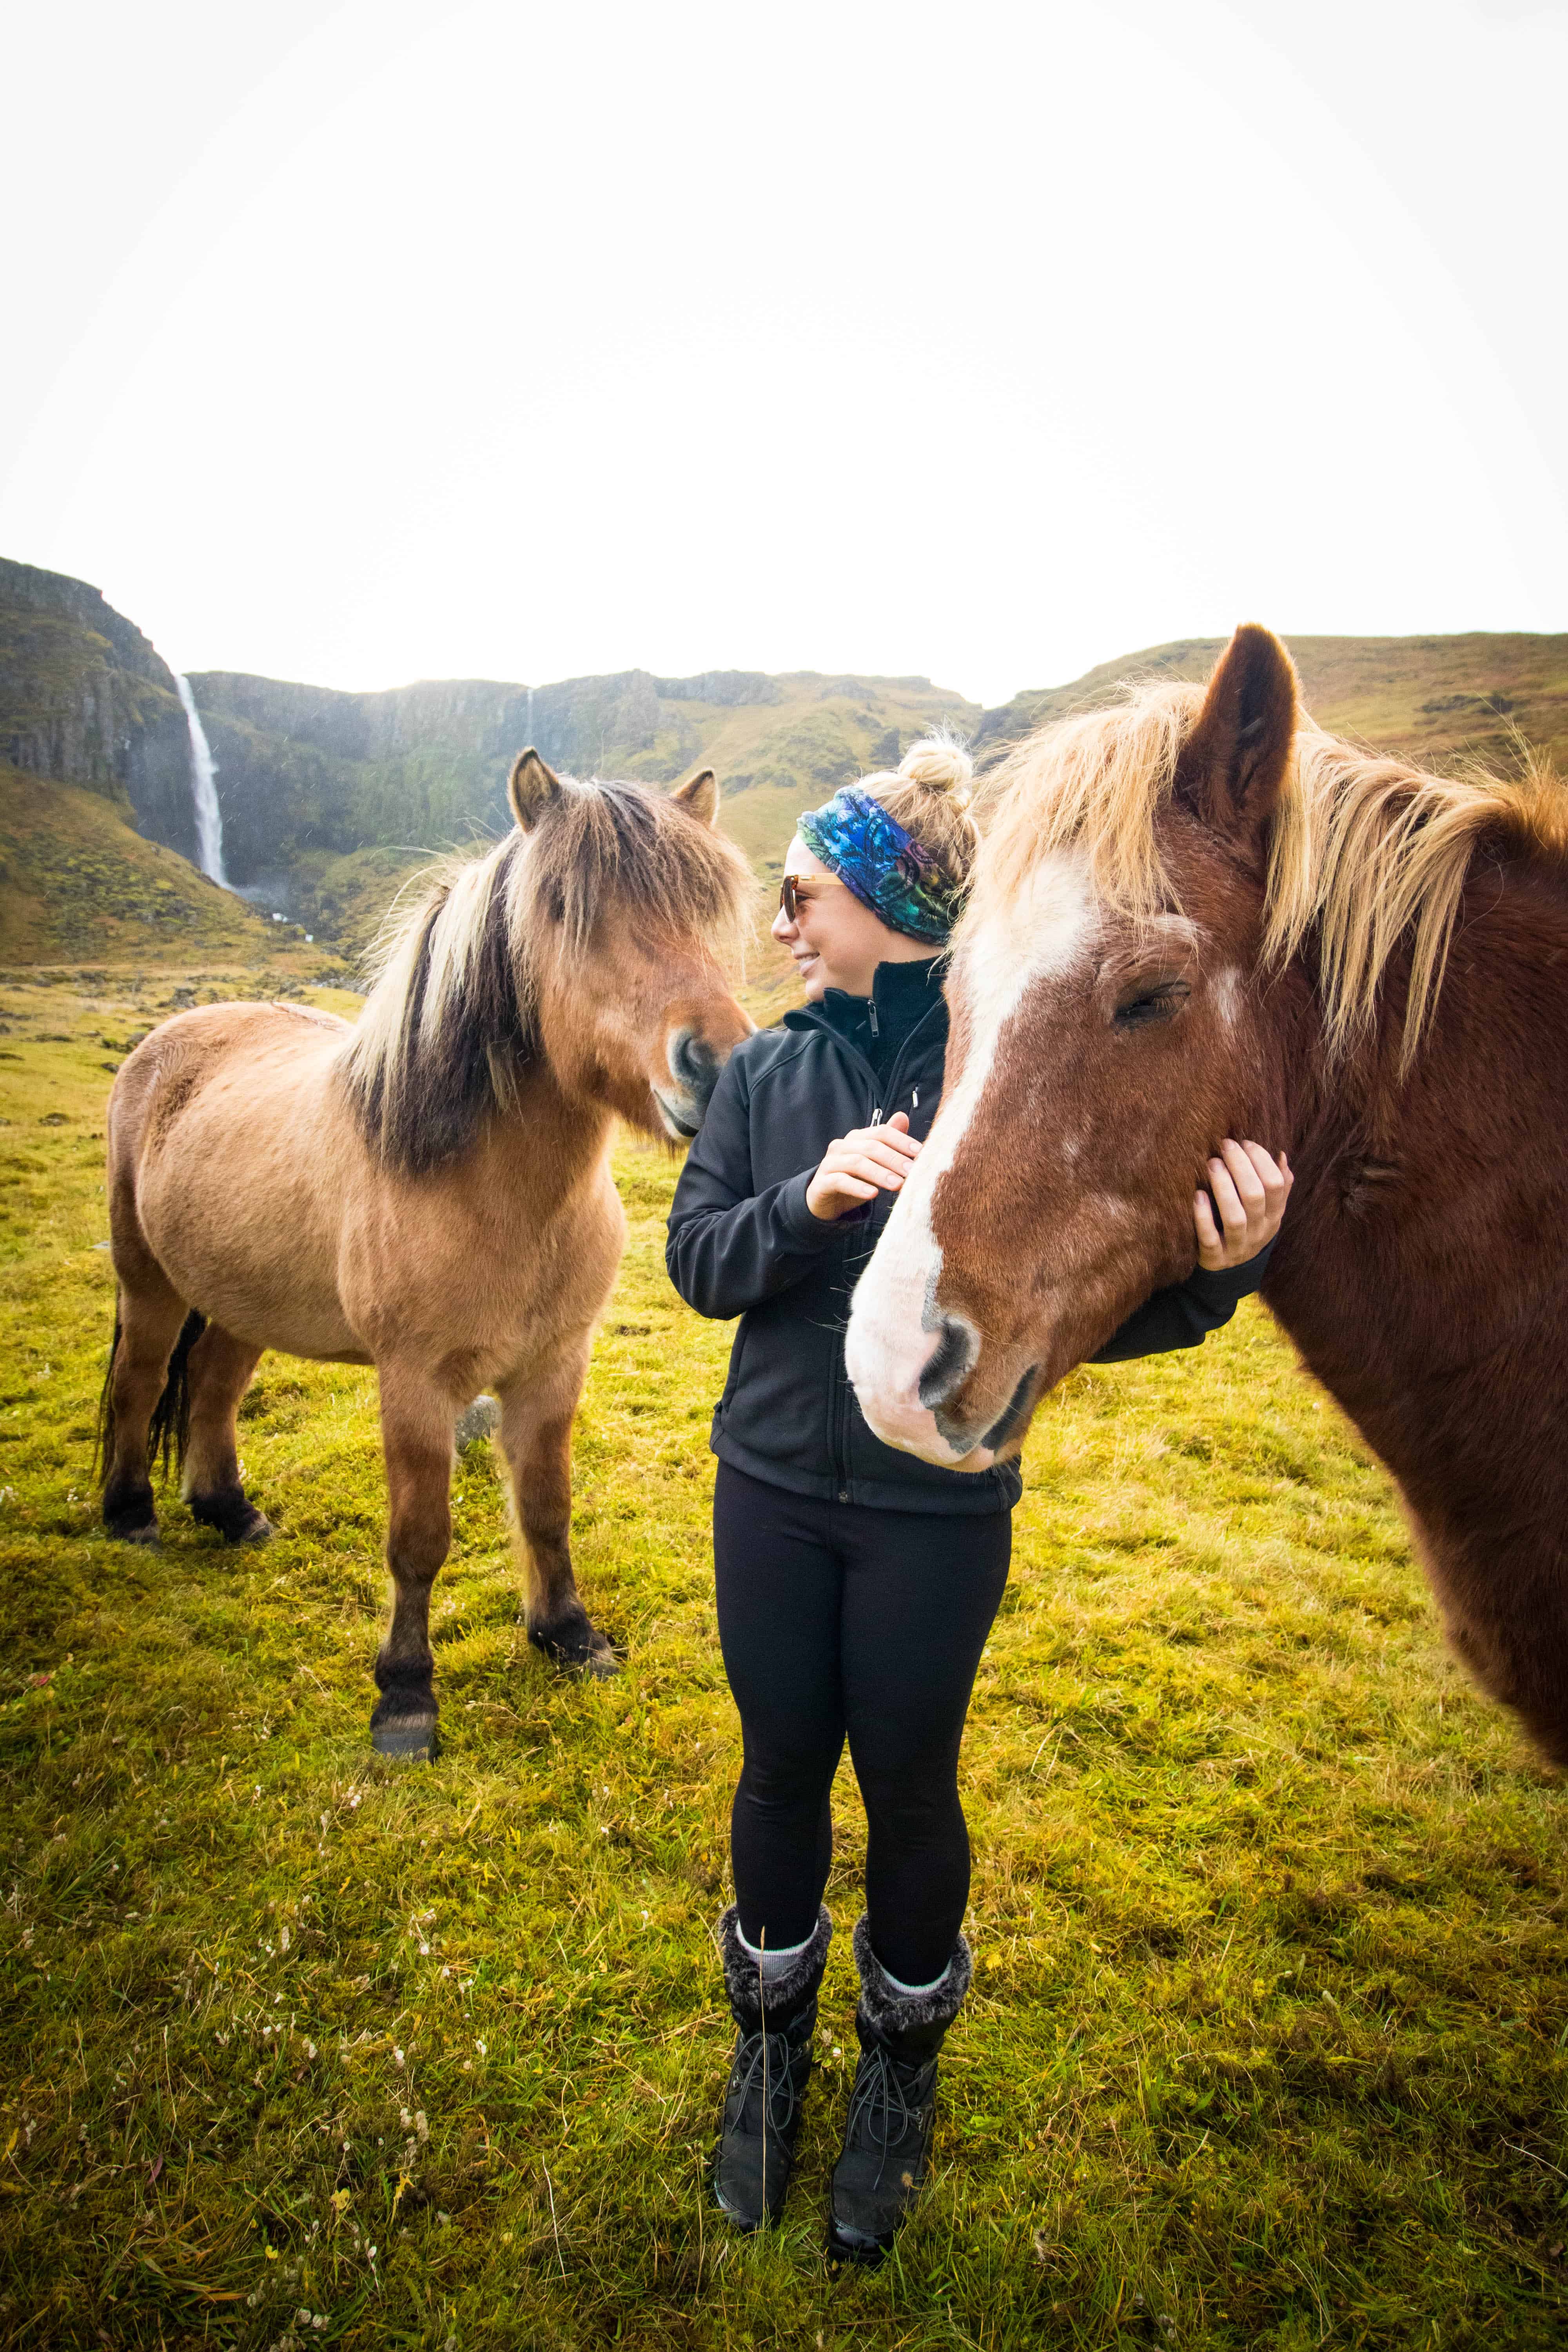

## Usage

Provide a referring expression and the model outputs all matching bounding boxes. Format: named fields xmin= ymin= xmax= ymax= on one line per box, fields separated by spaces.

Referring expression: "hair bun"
xmin=897 ymin=733 xmax=974 ymax=811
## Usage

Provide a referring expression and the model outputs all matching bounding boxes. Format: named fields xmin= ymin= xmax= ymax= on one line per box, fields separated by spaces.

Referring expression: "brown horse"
xmin=98 ymin=751 xmax=752 ymax=1753
xmin=847 ymin=626 xmax=1568 ymax=1765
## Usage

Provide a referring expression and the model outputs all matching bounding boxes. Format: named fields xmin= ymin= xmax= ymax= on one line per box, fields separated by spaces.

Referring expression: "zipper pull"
xmin=871 ymin=1107 xmax=883 ymax=1125
xmin=912 ymin=1086 xmax=920 ymax=1110
xmin=867 ymin=1001 xmax=880 ymax=1037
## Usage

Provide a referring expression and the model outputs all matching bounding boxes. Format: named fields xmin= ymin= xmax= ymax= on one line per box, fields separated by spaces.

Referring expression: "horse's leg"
xmin=369 ymin=1366 xmax=456 ymax=1758
xmin=497 ymin=1333 xmax=617 ymax=1677
xmin=100 ymin=1272 xmax=190 ymax=1545
xmin=183 ymin=1323 xmax=271 ymax=1545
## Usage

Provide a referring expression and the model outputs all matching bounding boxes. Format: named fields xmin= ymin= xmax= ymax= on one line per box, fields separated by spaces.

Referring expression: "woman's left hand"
xmin=1194 ymin=1140 xmax=1293 ymax=1270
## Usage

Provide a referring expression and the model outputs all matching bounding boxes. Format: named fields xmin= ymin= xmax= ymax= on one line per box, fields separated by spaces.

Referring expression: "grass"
xmin=2 ymin=969 xmax=1566 ymax=2350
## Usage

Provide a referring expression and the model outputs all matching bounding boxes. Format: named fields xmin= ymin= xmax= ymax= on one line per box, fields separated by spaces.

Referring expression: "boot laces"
xmin=846 ymin=2042 xmax=926 ymax=2162
xmin=728 ymin=2026 xmax=802 ymax=2134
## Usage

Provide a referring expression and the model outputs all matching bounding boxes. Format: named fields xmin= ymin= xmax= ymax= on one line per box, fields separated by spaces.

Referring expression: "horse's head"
xmin=845 ymin=625 xmax=1299 ymax=1468
xmin=508 ymin=751 xmax=754 ymax=1139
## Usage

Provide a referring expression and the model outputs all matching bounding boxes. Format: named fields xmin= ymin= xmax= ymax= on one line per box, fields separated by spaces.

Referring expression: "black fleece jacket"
xmin=666 ymin=957 xmax=1272 ymax=1515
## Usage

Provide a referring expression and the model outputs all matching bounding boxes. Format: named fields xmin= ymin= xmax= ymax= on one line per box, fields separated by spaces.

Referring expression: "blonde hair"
xmin=975 ymin=681 xmax=1568 ymax=1074
xmin=857 ymin=731 xmax=979 ymax=892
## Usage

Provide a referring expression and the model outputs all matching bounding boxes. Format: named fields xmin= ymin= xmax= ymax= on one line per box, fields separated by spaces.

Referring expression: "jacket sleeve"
xmin=666 ymin=1053 xmax=839 ymax=1320
xmin=1089 ymin=1240 xmax=1274 ymax=1363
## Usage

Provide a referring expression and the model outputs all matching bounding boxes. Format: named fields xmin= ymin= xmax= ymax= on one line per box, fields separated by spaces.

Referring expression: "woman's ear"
xmin=508 ymin=747 xmax=562 ymax=832
xmin=671 ymin=767 xmax=720 ymax=826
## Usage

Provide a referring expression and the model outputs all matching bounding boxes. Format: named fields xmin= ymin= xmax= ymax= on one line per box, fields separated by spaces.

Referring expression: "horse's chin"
xmin=653 ymin=1089 xmax=704 ymax=1141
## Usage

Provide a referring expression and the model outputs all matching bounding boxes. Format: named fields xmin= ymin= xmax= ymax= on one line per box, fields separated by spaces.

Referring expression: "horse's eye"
xmin=1112 ymin=980 xmax=1190 ymax=1030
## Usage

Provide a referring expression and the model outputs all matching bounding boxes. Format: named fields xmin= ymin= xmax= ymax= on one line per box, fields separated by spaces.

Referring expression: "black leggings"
xmin=713 ymin=1461 xmax=1011 ymax=1986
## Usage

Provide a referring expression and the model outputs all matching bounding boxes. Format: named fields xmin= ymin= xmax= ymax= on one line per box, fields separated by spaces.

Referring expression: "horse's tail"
xmin=93 ymin=1310 xmax=122 ymax=1488
xmin=96 ymin=1306 xmax=207 ymax=1488
xmin=148 ymin=1310 xmax=206 ymax=1482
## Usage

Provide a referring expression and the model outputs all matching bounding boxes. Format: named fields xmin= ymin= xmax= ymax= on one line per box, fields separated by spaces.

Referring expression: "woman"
xmin=665 ymin=738 xmax=1291 ymax=2261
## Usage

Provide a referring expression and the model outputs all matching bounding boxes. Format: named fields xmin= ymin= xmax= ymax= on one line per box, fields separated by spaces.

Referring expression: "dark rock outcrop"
xmin=0 ymin=557 xmax=197 ymax=859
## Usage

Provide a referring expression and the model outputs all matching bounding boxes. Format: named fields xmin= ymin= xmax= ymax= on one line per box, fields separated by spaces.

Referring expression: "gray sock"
xmin=737 ymin=1925 xmax=813 ymax=1985
xmin=878 ymin=1955 xmax=953 ymax=1998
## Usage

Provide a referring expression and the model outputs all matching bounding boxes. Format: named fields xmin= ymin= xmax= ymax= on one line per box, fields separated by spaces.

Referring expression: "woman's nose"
xmin=771 ymin=904 xmax=795 ymax=943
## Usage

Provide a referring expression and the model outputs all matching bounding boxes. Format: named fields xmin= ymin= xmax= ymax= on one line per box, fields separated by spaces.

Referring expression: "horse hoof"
xmin=190 ymin=1491 xmax=272 ymax=1545
xmin=107 ymin=1518 xmax=160 ymax=1548
xmin=371 ymin=1718 xmax=438 ymax=1760
xmin=528 ymin=1621 xmax=621 ymax=1676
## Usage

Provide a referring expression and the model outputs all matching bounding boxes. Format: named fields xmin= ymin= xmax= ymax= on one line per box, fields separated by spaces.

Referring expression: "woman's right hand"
xmin=805 ymin=1111 xmax=922 ymax=1222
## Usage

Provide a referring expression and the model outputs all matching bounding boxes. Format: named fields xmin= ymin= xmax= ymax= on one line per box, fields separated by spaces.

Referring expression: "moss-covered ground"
xmin=2 ymin=970 xmax=1566 ymax=2350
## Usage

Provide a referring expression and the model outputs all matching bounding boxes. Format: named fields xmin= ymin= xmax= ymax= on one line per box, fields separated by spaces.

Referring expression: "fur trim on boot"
xmin=717 ymin=1904 xmax=833 ymax=2033
xmin=851 ymin=1915 xmax=972 ymax=2050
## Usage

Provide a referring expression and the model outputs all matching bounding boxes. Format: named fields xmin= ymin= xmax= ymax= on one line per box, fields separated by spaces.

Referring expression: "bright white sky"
xmin=4 ymin=0 xmax=1564 ymax=708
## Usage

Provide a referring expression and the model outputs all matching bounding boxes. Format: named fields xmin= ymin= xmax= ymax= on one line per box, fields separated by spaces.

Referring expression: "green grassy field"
xmin=2 ymin=971 xmax=1566 ymax=2351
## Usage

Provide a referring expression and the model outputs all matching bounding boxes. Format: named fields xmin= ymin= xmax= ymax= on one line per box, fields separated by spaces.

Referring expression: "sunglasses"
xmin=779 ymin=872 xmax=846 ymax=922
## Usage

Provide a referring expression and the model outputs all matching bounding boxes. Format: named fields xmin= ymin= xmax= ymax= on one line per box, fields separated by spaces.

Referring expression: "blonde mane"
xmin=973 ymin=681 xmax=1568 ymax=1070
xmin=339 ymin=775 xmax=751 ymax=1173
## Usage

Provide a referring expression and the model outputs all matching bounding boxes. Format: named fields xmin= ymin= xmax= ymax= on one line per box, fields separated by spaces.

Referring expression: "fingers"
xmin=1202 ymin=1138 xmax=1296 ymax=1265
xmin=847 ymin=1120 xmax=922 ymax=1159
xmin=1205 ymin=1154 xmax=1250 ymax=1249
xmin=833 ymin=1147 xmax=913 ymax=1192
xmin=1193 ymin=1187 xmax=1224 ymax=1270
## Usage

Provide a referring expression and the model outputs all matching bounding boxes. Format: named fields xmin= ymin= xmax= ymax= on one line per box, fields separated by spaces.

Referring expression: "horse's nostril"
xmin=917 ymin=1316 xmax=978 ymax=1412
xmin=670 ymin=1028 xmax=719 ymax=1100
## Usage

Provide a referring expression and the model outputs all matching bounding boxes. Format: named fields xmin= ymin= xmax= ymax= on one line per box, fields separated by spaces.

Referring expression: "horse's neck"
xmin=1265 ymin=858 xmax=1568 ymax=1487
xmin=483 ymin=1055 xmax=615 ymax=1193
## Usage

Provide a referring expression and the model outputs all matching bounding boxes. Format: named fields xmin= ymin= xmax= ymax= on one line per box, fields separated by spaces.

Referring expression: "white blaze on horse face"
xmin=845 ymin=851 xmax=1096 ymax=1464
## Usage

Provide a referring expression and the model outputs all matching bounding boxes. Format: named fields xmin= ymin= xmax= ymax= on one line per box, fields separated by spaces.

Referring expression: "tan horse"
xmin=98 ymin=751 xmax=752 ymax=1754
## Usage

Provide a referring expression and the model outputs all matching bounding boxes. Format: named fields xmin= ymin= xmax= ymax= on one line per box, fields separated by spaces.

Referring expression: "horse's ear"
xmin=1177 ymin=625 xmax=1298 ymax=851
xmin=671 ymin=767 xmax=720 ymax=827
xmin=508 ymin=747 xmax=561 ymax=832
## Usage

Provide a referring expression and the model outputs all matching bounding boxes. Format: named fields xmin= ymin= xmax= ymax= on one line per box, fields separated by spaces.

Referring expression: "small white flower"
xmin=474 ymin=2040 xmax=486 ymax=2057
xmin=392 ymin=2047 xmax=405 ymax=2069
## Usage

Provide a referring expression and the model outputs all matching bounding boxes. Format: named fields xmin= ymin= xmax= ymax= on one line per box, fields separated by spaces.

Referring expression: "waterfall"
xmin=175 ymin=674 xmax=229 ymax=887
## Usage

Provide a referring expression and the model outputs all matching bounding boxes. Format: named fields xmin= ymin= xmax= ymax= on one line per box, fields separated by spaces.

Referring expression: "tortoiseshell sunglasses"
xmin=779 ymin=872 xmax=846 ymax=922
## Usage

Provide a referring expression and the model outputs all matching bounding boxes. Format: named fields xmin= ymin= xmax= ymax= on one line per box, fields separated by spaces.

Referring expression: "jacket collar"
xmin=782 ymin=955 xmax=949 ymax=1052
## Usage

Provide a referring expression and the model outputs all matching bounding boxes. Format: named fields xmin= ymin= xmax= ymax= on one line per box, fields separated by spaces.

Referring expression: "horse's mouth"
xmin=655 ymin=1091 xmax=702 ymax=1141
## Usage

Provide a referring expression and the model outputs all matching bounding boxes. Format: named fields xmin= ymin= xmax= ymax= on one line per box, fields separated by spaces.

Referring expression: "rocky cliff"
xmin=0 ymin=557 xmax=198 ymax=860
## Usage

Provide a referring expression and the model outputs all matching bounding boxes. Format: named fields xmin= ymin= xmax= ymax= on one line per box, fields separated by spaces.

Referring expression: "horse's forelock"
xmin=341 ymin=776 xmax=751 ymax=1173
xmin=512 ymin=776 xmax=752 ymax=981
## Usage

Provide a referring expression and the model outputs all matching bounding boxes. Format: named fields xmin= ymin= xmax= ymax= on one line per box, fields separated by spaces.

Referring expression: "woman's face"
xmin=771 ymin=835 xmax=913 ymax=1000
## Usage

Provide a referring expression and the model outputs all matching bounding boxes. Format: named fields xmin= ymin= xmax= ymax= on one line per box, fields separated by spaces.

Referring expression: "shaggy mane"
xmin=975 ymin=681 xmax=1568 ymax=1069
xmin=339 ymin=775 xmax=752 ymax=1174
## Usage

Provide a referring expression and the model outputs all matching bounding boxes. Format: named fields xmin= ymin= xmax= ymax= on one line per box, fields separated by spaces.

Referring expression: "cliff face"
xmin=181 ymin=665 xmax=975 ymax=890
xmin=0 ymin=558 xmax=198 ymax=860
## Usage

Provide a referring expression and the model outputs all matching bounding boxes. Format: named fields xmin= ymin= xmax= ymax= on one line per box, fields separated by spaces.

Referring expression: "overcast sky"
xmin=4 ymin=0 xmax=1564 ymax=708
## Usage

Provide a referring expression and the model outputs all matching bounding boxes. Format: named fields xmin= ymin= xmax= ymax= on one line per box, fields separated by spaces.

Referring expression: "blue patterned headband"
xmin=796 ymin=786 xmax=960 ymax=945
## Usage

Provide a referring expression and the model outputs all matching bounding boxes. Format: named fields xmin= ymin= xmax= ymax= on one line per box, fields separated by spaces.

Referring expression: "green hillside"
xmin=5 ymin=555 xmax=1567 ymax=975
xmin=977 ymin=632 xmax=1568 ymax=775
xmin=0 ymin=761 xmax=283 ymax=967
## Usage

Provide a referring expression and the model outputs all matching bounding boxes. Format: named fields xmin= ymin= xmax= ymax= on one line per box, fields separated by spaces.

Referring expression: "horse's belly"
xmin=127 ymin=1013 xmax=363 ymax=1358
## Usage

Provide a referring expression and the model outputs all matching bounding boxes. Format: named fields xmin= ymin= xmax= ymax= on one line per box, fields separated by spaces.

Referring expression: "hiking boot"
xmin=827 ymin=1916 xmax=972 ymax=2265
xmin=712 ymin=1903 xmax=831 ymax=2230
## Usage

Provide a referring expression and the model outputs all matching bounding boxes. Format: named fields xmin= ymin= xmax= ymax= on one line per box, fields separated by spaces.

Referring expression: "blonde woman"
xmin=666 ymin=739 xmax=1291 ymax=2260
